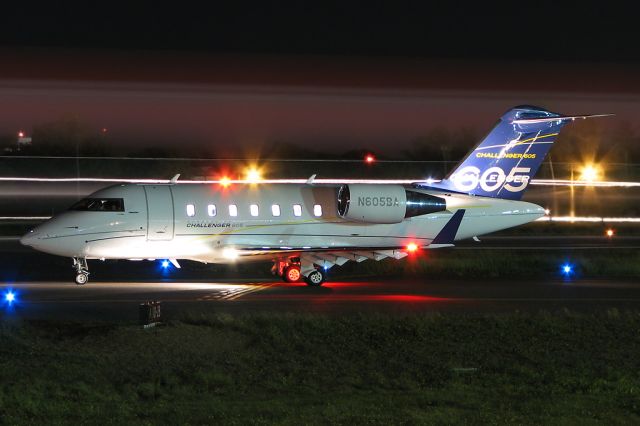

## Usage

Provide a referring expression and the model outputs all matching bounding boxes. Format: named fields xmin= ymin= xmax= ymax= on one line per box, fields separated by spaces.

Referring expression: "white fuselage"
xmin=20 ymin=183 xmax=545 ymax=262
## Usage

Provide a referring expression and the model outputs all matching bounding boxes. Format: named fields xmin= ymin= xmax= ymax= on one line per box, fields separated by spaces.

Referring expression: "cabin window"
xmin=250 ymin=204 xmax=259 ymax=217
xmin=229 ymin=204 xmax=238 ymax=217
xmin=293 ymin=204 xmax=302 ymax=217
xmin=186 ymin=204 xmax=195 ymax=217
xmin=313 ymin=204 xmax=322 ymax=217
xmin=271 ymin=204 xmax=281 ymax=217
xmin=69 ymin=198 xmax=124 ymax=212
xmin=207 ymin=204 xmax=217 ymax=217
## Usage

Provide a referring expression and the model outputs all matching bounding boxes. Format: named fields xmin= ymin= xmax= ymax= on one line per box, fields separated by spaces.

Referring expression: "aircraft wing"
xmin=233 ymin=209 xmax=466 ymax=268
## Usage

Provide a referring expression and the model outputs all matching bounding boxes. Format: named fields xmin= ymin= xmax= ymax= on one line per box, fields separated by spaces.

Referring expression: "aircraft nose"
xmin=20 ymin=230 xmax=39 ymax=247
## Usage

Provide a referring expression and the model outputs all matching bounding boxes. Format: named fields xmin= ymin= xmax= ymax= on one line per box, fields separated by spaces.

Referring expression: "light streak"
xmin=0 ymin=216 xmax=52 ymax=220
xmin=3 ymin=215 xmax=639 ymax=223
xmin=529 ymin=179 xmax=640 ymax=188
xmin=0 ymin=176 xmax=639 ymax=187
xmin=536 ymin=216 xmax=640 ymax=223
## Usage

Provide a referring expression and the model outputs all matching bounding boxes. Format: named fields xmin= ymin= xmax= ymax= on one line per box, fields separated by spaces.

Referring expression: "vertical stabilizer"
xmin=432 ymin=105 xmax=610 ymax=200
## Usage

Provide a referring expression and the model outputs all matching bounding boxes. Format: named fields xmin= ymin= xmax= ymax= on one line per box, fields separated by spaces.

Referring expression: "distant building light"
xmin=606 ymin=229 xmax=614 ymax=237
xmin=17 ymin=131 xmax=32 ymax=146
xmin=365 ymin=154 xmax=375 ymax=164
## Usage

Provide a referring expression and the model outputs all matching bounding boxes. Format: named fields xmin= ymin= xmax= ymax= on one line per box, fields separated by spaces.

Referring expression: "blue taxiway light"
xmin=561 ymin=263 xmax=573 ymax=275
xmin=4 ymin=290 xmax=16 ymax=304
xmin=161 ymin=260 xmax=170 ymax=268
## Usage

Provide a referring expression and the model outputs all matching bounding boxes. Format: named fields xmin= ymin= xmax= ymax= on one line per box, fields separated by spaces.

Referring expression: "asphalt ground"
xmin=2 ymin=278 xmax=640 ymax=321
xmin=0 ymin=236 xmax=638 ymax=321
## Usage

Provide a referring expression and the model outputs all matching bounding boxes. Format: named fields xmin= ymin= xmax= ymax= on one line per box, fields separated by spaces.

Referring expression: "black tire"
xmin=305 ymin=270 xmax=325 ymax=286
xmin=75 ymin=273 xmax=88 ymax=285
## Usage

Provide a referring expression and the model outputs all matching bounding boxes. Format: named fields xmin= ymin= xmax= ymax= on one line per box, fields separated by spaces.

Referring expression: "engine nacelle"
xmin=337 ymin=184 xmax=446 ymax=224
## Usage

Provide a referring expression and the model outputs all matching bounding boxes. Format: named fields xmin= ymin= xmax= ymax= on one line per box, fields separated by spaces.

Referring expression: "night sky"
xmin=1 ymin=4 xmax=638 ymax=155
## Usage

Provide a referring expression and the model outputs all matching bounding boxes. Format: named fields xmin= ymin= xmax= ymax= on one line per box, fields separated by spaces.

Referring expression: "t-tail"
xmin=429 ymin=105 xmax=612 ymax=200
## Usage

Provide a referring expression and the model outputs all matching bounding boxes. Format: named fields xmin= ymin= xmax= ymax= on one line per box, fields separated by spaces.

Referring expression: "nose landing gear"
xmin=73 ymin=257 xmax=89 ymax=285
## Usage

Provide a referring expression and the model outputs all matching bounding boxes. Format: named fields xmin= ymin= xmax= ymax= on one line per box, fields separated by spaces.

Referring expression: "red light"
xmin=365 ymin=154 xmax=375 ymax=163
xmin=606 ymin=229 xmax=614 ymax=237
xmin=18 ymin=131 xmax=24 ymax=138
xmin=406 ymin=243 xmax=418 ymax=253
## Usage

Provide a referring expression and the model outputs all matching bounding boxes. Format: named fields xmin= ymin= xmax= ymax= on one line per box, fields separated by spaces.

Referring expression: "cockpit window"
xmin=70 ymin=198 xmax=125 ymax=212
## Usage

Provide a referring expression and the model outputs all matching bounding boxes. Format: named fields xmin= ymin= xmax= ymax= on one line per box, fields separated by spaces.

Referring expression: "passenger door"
xmin=144 ymin=185 xmax=174 ymax=240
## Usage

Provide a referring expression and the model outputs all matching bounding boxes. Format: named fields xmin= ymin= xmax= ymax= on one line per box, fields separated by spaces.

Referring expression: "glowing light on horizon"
xmin=579 ymin=164 xmax=601 ymax=182
xmin=606 ymin=229 xmax=615 ymax=237
xmin=365 ymin=154 xmax=375 ymax=164
xmin=245 ymin=168 xmax=262 ymax=183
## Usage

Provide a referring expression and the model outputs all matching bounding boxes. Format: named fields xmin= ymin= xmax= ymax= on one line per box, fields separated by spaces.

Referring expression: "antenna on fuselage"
xmin=170 ymin=174 xmax=180 ymax=184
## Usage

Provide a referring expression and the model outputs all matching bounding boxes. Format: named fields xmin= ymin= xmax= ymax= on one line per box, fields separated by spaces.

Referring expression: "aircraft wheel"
xmin=305 ymin=269 xmax=325 ymax=286
xmin=75 ymin=273 xmax=89 ymax=285
xmin=283 ymin=266 xmax=301 ymax=283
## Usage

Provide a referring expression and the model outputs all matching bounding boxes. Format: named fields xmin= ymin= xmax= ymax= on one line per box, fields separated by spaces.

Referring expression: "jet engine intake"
xmin=337 ymin=184 xmax=446 ymax=224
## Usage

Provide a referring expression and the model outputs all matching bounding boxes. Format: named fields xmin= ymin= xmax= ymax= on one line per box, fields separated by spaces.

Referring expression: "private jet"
xmin=20 ymin=105 xmax=609 ymax=285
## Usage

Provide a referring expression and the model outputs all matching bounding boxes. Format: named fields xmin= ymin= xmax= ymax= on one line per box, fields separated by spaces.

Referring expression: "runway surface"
xmin=2 ymin=278 xmax=640 ymax=321
xmin=0 ymin=236 xmax=638 ymax=321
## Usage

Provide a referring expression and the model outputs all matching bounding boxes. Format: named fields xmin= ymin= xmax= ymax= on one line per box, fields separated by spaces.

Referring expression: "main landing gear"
xmin=73 ymin=257 xmax=89 ymax=285
xmin=273 ymin=257 xmax=326 ymax=286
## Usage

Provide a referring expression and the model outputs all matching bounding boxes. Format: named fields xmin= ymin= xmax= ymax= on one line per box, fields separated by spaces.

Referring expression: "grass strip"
xmin=1 ymin=310 xmax=639 ymax=423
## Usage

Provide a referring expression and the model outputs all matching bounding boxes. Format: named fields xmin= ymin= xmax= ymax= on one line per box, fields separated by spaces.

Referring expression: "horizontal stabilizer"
xmin=431 ymin=209 xmax=465 ymax=245
xmin=512 ymin=113 xmax=613 ymax=124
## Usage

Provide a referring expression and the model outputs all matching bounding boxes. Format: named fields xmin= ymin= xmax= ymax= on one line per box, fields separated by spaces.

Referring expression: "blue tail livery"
xmin=428 ymin=105 xmax=611 ymax=200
